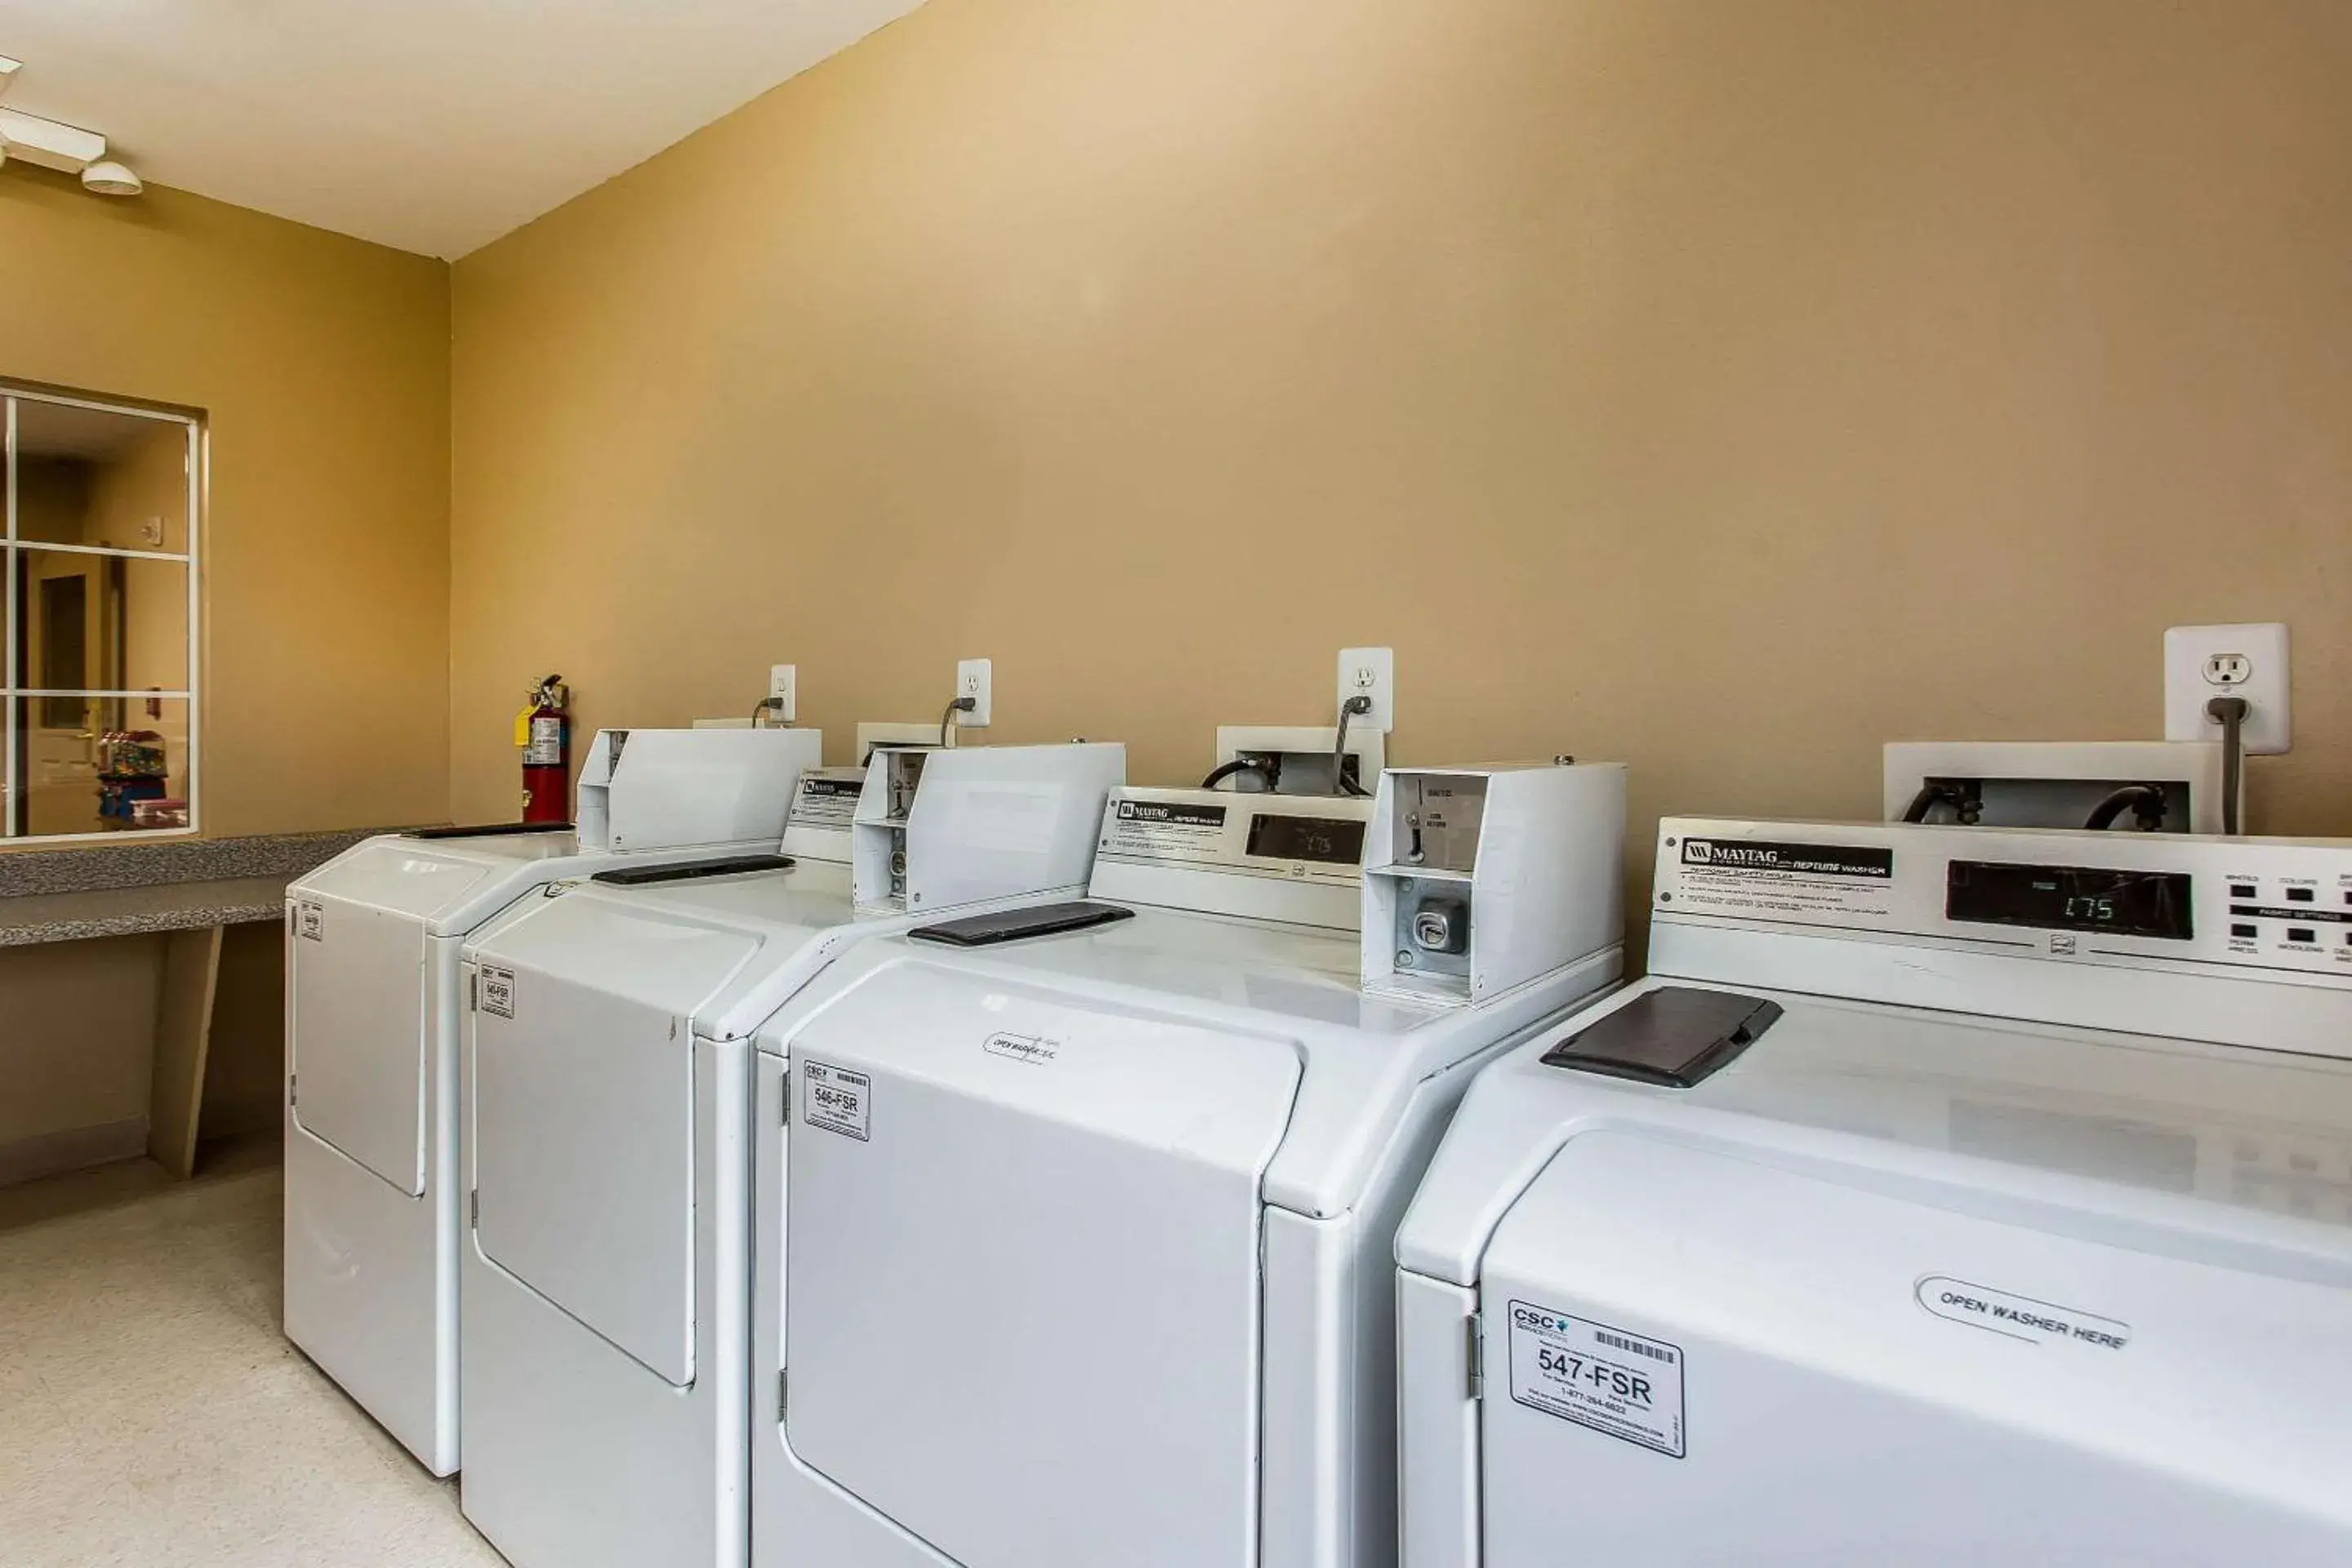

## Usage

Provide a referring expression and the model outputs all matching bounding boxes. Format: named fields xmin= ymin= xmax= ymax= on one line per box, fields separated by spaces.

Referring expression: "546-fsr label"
xmin=800 ymin=1059 xmax=871 ymax=1142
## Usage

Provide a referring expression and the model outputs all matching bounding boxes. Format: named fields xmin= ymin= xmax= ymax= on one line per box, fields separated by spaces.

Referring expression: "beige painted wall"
xmin=451 ymin=0 xmax=2352 ymax=925
xmin=2 ymin=172 xmax=452 ymax=838
xmin=1 ymin=173 xmax=450 ymax=1173
xmin=0 ymin=936 xmax=163 ymax=1147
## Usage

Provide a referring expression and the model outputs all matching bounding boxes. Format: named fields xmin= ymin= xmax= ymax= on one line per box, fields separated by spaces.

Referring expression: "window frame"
xmin=2 ymin=383 xmax=204 ymax=843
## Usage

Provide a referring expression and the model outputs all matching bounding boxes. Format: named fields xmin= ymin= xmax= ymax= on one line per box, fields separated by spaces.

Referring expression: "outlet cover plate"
xmin=2165 ymin=622 xmax=2289 ymax=755
xmin=956 ymin=657 xmax=992 ymax=728
xmin=1337 ymin=646 xmax=1395 ymax=734
xmin=767 ymin=664 xmax=797 ymax=723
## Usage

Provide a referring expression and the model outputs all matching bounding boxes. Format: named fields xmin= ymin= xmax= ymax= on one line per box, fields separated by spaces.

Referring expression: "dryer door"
xmin=784 ymin=958 xmax=1303 ymax=1568
xmin=470 ymin=893 xmax=766 ymax=1387
xmin=1476 ymin=1129 xmax=2352 ymax=1566
xmin=290 ymin=847 xmax=495 ymax=1193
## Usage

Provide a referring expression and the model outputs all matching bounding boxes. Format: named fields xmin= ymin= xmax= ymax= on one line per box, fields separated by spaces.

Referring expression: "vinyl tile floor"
xmin=0 ymin=1137 xmax=506 ymax=1566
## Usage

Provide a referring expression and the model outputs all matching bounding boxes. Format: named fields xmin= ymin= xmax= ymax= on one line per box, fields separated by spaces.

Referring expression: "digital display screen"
xmin=1946 ymin=861 xmax=2194 ymax=941
xmin=1245 ymin=813 xmax=1366 ymax=866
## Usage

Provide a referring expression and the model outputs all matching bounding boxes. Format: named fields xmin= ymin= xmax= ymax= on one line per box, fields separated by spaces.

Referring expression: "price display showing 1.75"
xmin=1504 ymin=1299 xmax=1685 ymax=1459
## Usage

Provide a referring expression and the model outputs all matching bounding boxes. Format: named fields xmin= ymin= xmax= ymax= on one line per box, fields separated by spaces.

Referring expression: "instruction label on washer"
xmin=1506 ymin=1300 xmax=1685 ymax=1459
xmin=1917 ymin=1276 xmax=2131 ymax=1351
xmin=1673 ymin=836 xmax=1894 ymax=921
xmin=791 ymin=773 xmax=865 ymax=831
xmin=1099 ymin=798 xmax=1230 ymax=866
xmin=296 ymin=898 xmax=324 ymax=941
xmin=479 ymin=965 xmax=515 ymax=1019
xmin=800 ymin=1059 xmax=871 ymax=1142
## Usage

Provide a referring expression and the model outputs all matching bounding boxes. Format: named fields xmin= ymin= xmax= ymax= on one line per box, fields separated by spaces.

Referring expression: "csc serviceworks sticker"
xmin=800 ymin=1059 xmax=871 ymax=1142
xmin=478 ymin=965 xmax=516 ymax=1019
xmin=1506 ymin=1300 xmax=1685 ymax=1459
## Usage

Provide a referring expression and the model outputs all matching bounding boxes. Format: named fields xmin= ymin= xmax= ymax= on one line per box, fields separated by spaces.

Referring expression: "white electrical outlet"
xmin=767 ymin=664 xmax=797 ymax=724
xmin=956 ymin=658 xmax=992 ymax=728
xmin=1337 ymin=647 xmax=1395 ymax=734
xmin=2165 ymin=622 xmax=2290 ymax=755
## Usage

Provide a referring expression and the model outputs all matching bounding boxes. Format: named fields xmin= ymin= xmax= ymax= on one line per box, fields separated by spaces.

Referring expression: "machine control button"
xmin=2230 ymin=884 xmax=2258 ymax=899
xmin=2232 ymin=924 xmax=2259 ymax=940
xmin=2288 ymin=929 xmax=2316 ymax=944
xmin=2288 ymin=887 xmax=2316 ymax=903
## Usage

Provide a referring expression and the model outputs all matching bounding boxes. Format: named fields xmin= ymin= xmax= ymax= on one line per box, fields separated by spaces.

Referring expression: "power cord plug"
xmin=2206 ymin=695 xmax=2249 ymax=835
xmin=1334 ymin=695 xmax=1373 ymax=797
xmin=939 ymin=696 xmax=976 ymax=748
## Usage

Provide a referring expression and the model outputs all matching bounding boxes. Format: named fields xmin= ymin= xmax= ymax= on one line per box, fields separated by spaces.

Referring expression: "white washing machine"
xmin=1396 ymin=817 xmax=2352 ymax=1567
xmin=283 ymin=724 xmax=822 ymax=1476
xmin=456 ymin=742 xmax=1125 ymax=1568
xmin=749 ymin=762 xmax=1627 ymax=1568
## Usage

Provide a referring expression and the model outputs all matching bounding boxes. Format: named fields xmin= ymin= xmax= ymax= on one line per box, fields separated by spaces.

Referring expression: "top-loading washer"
xmin=283 ymin=724 xmax=822 ymax=1475
xmin=748 ymin=760 xmax=1628 ymax=1568
xmin=1395 ymin=817 xmax=2352 ymax=1567
xmin=454 ymin=741 xmax=1125 ymax=1568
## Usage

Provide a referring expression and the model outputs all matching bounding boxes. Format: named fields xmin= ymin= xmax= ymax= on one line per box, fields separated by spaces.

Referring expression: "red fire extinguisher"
xmin=518 ymin=675 xmax=571 ymax=824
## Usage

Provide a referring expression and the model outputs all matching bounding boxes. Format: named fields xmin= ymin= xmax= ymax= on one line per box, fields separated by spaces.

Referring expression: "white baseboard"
xmin=0 ymin=1117 xmax=149 ymax=1187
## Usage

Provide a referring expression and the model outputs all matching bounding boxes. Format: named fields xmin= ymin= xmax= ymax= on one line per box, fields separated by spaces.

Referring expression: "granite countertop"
xmin=0 ymin=827 xmax=425 ymax=947
xmin=0 ymin=875 xmax=296 ymax=947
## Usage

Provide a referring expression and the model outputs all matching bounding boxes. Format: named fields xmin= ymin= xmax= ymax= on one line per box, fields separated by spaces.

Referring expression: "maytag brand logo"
xmin=1117 ymin=800 xmax=1226 ymax=827
xmin=1683 ymin=840 xmax=1768 ymax=867
xmin=1681 ymin=838 xmax=1894 ymax=879
xmin=983 ymin=1031 xmax=1060 ymax=1066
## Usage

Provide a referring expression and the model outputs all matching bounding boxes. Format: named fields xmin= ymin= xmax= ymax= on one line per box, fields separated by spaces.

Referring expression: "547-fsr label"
xmin=1505 ymin=1299 xmax=1685 ymax=1459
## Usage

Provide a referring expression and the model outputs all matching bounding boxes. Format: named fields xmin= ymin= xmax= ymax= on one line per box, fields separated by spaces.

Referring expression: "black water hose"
xmin=2083 ymin=784 xmax=2167 ymax=831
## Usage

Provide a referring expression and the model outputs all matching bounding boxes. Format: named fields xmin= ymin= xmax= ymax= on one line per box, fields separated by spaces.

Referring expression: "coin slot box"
xmin=1362 ymin=764 xmax=1627 ymax=1006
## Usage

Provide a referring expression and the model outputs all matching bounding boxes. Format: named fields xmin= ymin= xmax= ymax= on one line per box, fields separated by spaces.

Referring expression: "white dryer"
xmin=1396 ymin=817 xmax=2352 ymax=1567
xmin=283 ymin=724 xmax=822 ymax=1475
xmin=455 ymin=742 xmax=1125 ymax=1568
xmin=749 ymin=762 xmax=1627 ymax=1568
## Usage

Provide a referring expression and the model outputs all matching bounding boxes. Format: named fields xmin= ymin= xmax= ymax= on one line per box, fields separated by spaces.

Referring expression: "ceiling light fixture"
xmin=0 ymin=55 xmax=20 ymax=99
xmin=81 ymin=159 xmax=140 ymax=196
xmin=0 ymin=96 xmax=143 ymax=198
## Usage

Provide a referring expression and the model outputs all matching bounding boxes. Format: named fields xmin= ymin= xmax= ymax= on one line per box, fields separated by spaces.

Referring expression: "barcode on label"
xmin=1597 ymin=1330 xmax=1676 ymax=1365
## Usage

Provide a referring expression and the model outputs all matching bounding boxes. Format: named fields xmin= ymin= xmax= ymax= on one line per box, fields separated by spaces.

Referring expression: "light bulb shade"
xmin=81 ymin=159 xmax=141 ymax=196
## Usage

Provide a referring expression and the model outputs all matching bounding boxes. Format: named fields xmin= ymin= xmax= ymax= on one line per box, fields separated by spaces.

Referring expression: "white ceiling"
xmin=0 ymin=0 xmax=926 ymax=258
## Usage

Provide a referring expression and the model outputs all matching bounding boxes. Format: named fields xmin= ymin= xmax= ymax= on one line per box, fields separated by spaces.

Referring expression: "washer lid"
xmin=1398 ymin=979 xmax=2352 ymax=1287
xmin=466 ymin=858 xmax=855 ymax=1033
xmin=1669 ymin=988 xmax=2352 ymax=1214
xmin=295 ymin=835 xmax=553 ymax=928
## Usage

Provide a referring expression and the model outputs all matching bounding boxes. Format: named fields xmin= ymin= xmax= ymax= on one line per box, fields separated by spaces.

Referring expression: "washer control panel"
xmin=1656 ymin=818 xmax=2352 ymax=977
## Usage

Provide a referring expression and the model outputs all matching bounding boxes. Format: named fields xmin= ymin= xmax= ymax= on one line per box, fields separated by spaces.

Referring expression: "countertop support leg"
xmin=147 ymin=924 xmax=224 ymax=1179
